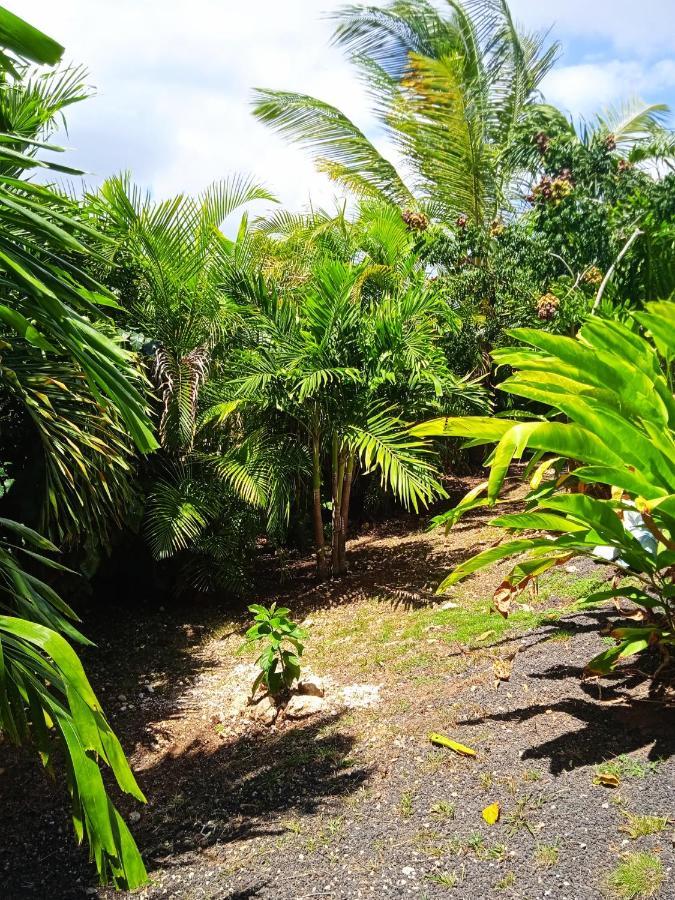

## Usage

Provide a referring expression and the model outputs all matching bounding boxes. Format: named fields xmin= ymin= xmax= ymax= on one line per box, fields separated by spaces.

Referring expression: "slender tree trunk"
xmin=311 ymin=433 xmax=329 ymax=579
xmin=331 ymin=436 xmax=346 ymax=576
xmin=337 ymin=454 xmax=354 ymax=574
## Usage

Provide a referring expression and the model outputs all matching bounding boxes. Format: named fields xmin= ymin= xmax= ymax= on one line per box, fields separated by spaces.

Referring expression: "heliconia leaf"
xmin=490 ymin=512 xmax=586 ymax=533
xmin=428 ymin=732 xmax=477 ymax=756
xmin=585 ymin=637 xmax=651 ymax=675
xmin=411 ymin=416 xmax=512 ymax=441
xmin=437 ymin=538 xmax=564 ymax=592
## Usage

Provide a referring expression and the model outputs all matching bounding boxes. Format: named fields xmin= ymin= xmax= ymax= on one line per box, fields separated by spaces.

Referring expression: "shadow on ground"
xmin=133 ymin=711 xmax=370 ymax=862
xmin=458 ymin=682 xmax=675 ymax=774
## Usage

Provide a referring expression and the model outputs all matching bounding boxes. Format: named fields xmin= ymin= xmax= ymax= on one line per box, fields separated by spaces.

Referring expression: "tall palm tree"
xmin=0 ymin=8 xmax=152 ymax=889
xmin=253 ymin=0 xmax=560 ymax=225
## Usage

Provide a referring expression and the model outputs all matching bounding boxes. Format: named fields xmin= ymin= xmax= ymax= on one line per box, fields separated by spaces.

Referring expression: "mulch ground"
xmin=1 ymin=493 xmax=674 ymax=900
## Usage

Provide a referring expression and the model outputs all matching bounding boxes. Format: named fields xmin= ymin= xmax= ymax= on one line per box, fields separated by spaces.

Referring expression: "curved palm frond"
xmin=346 ymin=404 xmax=443 ymax=512
xmin=593 ymin=99 xmax=669 ymax=151
xmin=252 ymin=88 xmax=412 ymax=204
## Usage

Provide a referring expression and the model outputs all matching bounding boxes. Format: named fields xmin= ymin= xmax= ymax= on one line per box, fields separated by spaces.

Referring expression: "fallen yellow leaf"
xmin=428 ymin=732 xmax=477 ymax=757
xmin=595 ymin=772 xmax=620 ymax=788
xmin=482 ymin=802 xmax=501 ymax=825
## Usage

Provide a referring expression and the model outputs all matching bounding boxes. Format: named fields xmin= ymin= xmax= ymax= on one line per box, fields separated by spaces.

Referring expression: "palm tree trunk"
xmin=331 ymin=436 xmax=346 ymax=576
xmin=337 ymin=454 xmax=354 ymax=574
xmin=312 ymin=433 xmax=329 ymax=578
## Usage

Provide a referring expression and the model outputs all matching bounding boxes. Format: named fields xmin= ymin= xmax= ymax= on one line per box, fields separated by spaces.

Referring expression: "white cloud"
xmin=15 ymin=0 xmax=675 ymax=217
xmin=542 ymin=59 xmax=675 ymax=117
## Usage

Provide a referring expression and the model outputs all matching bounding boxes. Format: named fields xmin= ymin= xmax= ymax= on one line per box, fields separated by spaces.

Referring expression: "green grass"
xmin=430 ymin=800 xmax=456 ymax=820
xmin=401 ymin=602 xmax=553 ymax=646
xmin=495 ymin=871 xmax=517 ymax=890
xmin=399 ymin=789 xmax=414 ymax=818
xmin=545 ymin=627 xmax=574 ymax=642
xmin=535 ymin=843 xmax=560 ymax=869
xmin=536 ymin=570 xmax=606 ymax=603
xmin=607 ymin=852 xmax=664 ymax=899
xmin=595 ymin=755 xmax=661 ymax=783
xmin=620 ymin=812 xmax=670 ymax=840
xmin=426 ymin=870 xmax=462 ymax=888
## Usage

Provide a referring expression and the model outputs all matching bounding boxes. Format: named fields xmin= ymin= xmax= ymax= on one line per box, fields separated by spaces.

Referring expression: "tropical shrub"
xmin=88 ymin=175 xmax=290 ymax=595
xmin=414 ymin=301 xmax=675 ymax=676
xmin=239 ymin=602 xmax=307 ymax=697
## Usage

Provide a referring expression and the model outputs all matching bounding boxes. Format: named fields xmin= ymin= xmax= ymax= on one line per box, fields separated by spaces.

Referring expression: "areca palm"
xmin=214 ymin=201 xmax=486 ymax=576
xmin=253 ymin=0 xmax=559 ymax=224
xmin=90 ymin=176 xmax=299 ymax=592
xmin=91 ymin=173 xmax=276 ymax=451
xmin=0 ymin=7 xmax=154 ymax=890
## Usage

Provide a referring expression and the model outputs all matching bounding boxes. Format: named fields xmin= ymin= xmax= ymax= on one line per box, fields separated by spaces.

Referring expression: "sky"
xmin=17 ymin=0 xmax=675 ymax=218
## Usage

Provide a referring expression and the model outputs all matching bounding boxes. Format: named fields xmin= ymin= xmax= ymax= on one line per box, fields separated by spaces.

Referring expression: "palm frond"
xmin=252 ymin=88 xmax=412 ymax=204
xmin=593 ymin=99 xmax=670 ymax=151
xmin=346 ymin=405 xmax=443 ymax=511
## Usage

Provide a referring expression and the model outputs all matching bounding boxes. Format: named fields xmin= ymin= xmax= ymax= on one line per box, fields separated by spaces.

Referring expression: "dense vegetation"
xmin=0 ymin=0 xmax=673 ymax=891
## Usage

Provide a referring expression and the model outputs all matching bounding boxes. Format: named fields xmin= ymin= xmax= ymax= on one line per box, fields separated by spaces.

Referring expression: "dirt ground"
xmin=1 ymin=491 xmax=674 ymax=900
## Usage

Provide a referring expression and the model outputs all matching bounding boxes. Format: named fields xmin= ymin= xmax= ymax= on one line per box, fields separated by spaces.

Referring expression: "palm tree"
xmin=253 ymin=0 xmax=560 ymax=225
xmin=214 ymin=201 xmax=486 ymax=576
xmin=90 ymin=175 xmax=302 ymax=593
xmin=0 ymin=9 xmax=153 ymax=889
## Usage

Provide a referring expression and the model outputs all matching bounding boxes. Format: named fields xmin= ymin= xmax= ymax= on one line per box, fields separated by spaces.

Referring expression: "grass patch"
xmin=536 ymin=570 xmax=606 ymax=603
xmin=427 ymin=870 xmax=463 ymax=888
xmin=401 ymin=602 xmax=550 ymax=646
xmin=430 ymin=800 xmax=456 ymax=820
xmin=619 ymin=812 xmax=670 ymax=840
xmin=399 ymin=789 xmax=414 ymax=818
xmin=535 ymin=843 xmax=559 ymax=869
xmin=607 ymin=852 xmax=664 ymax=899
xmin=545 ymin=627 xmax=574 ymax=642
xmin=495 ymin=871 xmax=517 ymax=890
xmin=595 ymin=755 xmax=661 ymax=783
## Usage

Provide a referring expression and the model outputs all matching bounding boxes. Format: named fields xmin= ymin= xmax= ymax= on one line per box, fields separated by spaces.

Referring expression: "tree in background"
xmin=88 ymin=174 xmax=297 ymax=594
xmin=213 ymin=201 xmax=487 ymax=577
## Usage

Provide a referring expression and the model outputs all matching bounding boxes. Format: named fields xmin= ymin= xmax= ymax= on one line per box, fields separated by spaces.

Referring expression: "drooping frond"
xmin=252 ymin=88 xmax=412 ymax=204
xmin=593 ymin=100 xmax=670 ymax=151
xmin=144 ymin=466 xmax=216 ymax=559
xmin=346 ymin=404 xmax=443 ymax=511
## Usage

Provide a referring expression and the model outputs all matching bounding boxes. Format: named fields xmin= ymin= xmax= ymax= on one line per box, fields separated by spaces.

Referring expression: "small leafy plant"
xmin=240 ymin=603 xmax=307 ymax=697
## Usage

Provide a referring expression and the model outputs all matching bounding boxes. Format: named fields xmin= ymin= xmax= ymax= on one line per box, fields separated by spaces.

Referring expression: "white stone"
xmin=285 ymin=693 xmax=325 ymax=719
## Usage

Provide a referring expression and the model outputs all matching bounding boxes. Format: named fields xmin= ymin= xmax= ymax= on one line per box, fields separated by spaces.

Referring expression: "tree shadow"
xmin=0 ymin=706 xmax=368 ymax=898
xmin=457 ymin=692 xmax=675 ymax=775
xmin=132 ymin=711 xmax=370 ymax=862
xmin=265 ymin=536 xmax=474 ymax=616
